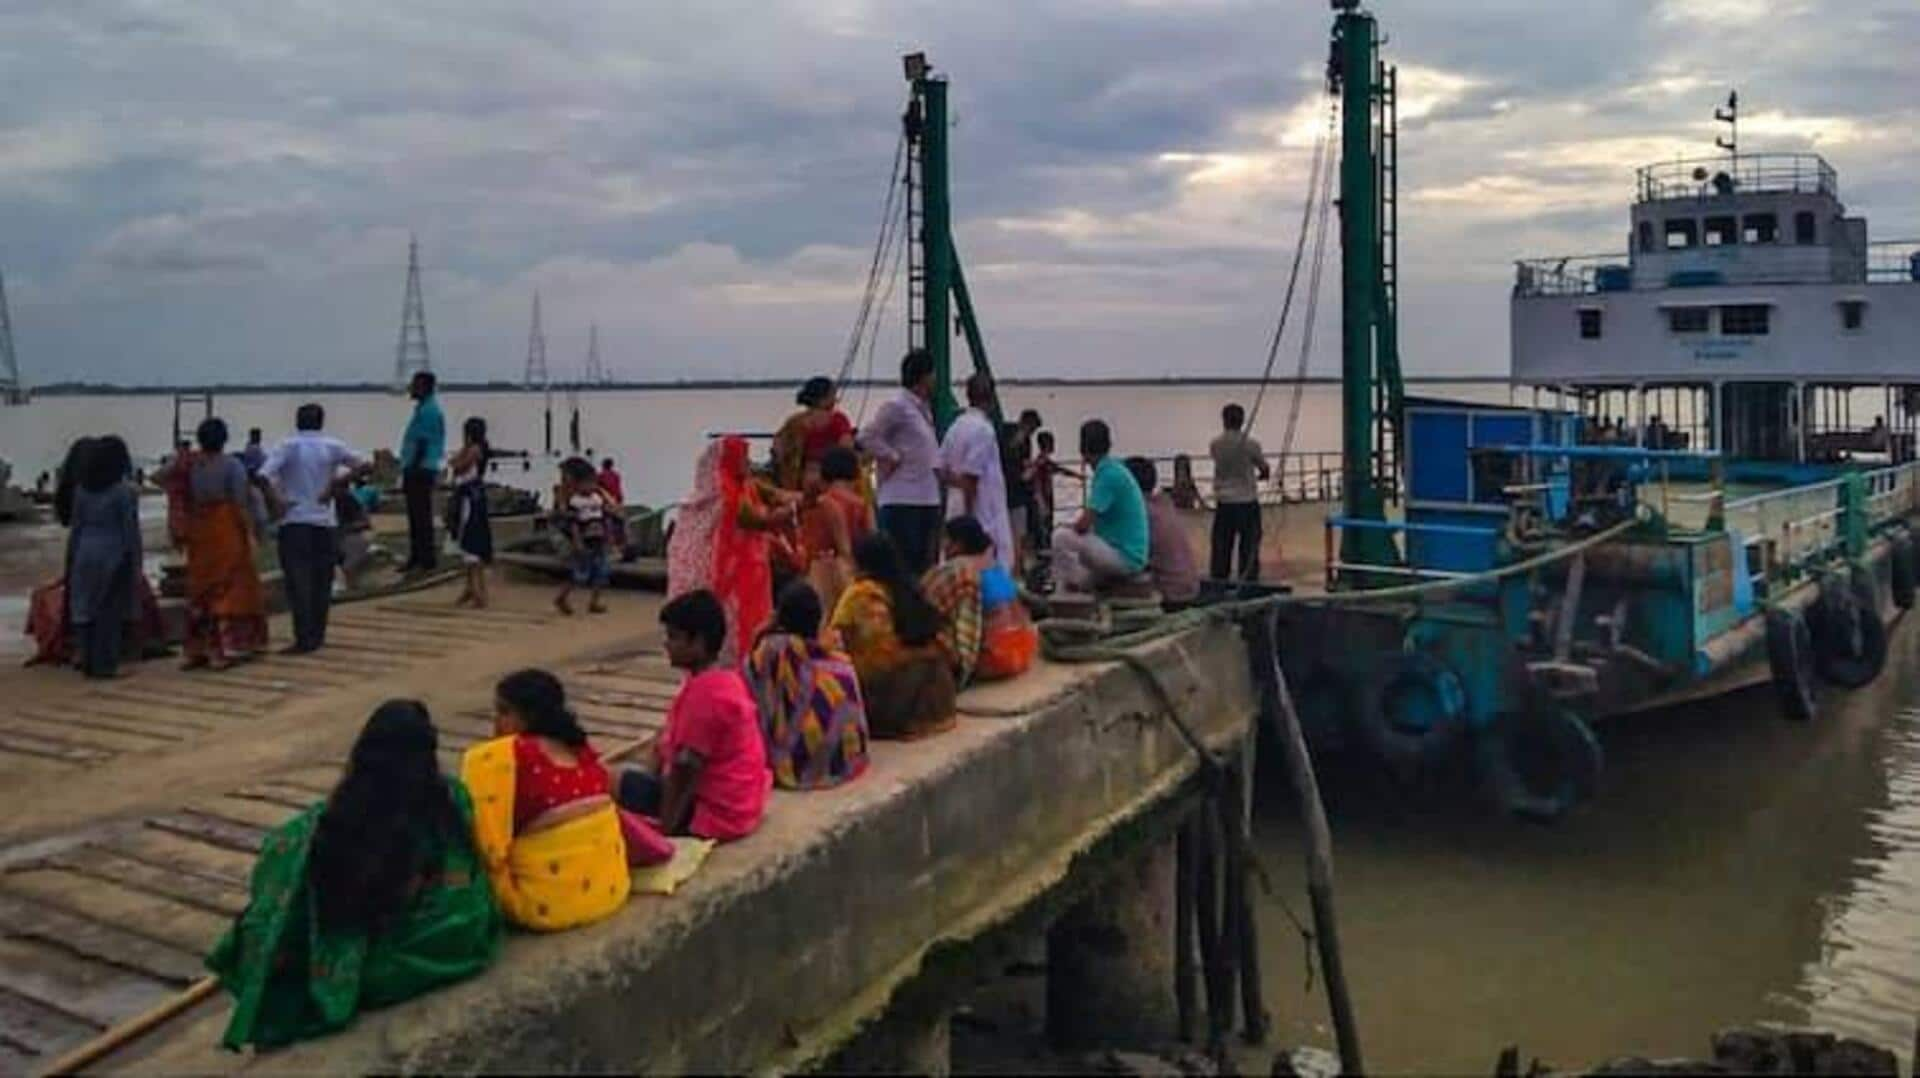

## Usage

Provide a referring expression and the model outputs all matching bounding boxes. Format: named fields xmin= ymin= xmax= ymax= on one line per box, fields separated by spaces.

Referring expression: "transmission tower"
xmin=583 ymin=323 xmax=607 ymax=385
xmin=523 ymin=292 xmax=549 ymax=388
xmin=0 ymin=270 xmax=20 ymax=404
xmin=393 ymin=236 xmax=432 ymax=386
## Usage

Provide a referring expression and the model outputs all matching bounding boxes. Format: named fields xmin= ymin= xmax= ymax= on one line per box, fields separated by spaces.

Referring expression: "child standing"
xmin=554 ymin=457 xmax=611 ymax=616
xmin=1024 ymin=430 xmax=1082 ymax=554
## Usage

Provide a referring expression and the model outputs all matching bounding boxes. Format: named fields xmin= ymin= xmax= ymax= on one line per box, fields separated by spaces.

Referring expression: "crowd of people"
xmin=25 ymin=351 xmax=1298 ymax=1048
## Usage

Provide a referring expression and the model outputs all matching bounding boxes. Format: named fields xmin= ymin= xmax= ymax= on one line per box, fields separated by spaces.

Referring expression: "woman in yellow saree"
xmin=830 ymin=533 xmax=956 ymax=741
xmin=461 ymin=669 xmax=631 ymax=932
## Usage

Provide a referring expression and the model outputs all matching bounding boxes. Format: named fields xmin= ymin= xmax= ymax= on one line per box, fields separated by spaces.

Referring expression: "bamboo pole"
xmin=1193 ymin=796 xmax=1229 ymax=1052
xmin=1250 ymin=608 xmax=1364 ymax=1075
xmin=41 ymin=977 xmax=221 ymax=1076
xmin=1212 ymin=790 xmax=1241 ymax=1048
xmin=1229 ymin=739 xmax=1272 ymax=1044
xmin=1175 ymin=817 xmax=1199 ymax=1043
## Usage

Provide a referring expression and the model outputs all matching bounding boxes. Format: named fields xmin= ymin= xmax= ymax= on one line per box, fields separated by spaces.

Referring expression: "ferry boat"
xmin=1272 ymin=6 xmax=1920 ymax=820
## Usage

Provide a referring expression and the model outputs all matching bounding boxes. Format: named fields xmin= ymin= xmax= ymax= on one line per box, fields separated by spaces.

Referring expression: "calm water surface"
xmin=1254 ymin=618 xmax=1920 ymax=1071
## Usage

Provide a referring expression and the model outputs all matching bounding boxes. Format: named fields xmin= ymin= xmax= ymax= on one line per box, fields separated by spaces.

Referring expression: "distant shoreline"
xmin=19 ymin=374 xmax=1513 ymax=397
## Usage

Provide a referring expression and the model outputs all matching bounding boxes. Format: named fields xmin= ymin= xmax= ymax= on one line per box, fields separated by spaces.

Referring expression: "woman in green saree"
xmin=206 ymin=700 xmax=502 ymax=1050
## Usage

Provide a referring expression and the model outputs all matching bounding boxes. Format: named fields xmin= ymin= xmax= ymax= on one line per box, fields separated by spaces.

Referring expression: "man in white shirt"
xmin=938 ymin=372 xmax=1015 ymax=572
xmin=260 ymin=403 xmax=369 ymax=653
xmin=857 ymin=349 xmax=943 ymax=575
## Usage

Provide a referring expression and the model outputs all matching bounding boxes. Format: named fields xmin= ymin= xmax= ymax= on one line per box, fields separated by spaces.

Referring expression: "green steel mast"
xmin=904 ymin=53 xmax=1000 ymax=434
xmin=1330 ymin=2 xmax=1403 ymax=569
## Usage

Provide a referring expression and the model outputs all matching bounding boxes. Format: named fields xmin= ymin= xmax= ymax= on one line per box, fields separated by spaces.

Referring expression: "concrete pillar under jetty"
xmin=1045 ymin=835 xmax=1179 ymax=1050
xmin=830 ymin=1001 xmax=953 ymax=1077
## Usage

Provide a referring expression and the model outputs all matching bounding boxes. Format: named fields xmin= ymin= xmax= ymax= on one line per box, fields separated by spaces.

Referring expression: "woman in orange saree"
xmin=181 ymin=419 xmax=269 ymax=669
xmin=666 ymin=435 xmax=794 ymax=664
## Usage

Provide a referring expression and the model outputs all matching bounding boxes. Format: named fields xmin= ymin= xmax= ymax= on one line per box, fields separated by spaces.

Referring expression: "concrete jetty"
xmin=0 ymin=574 xmax=1261 ymax=1073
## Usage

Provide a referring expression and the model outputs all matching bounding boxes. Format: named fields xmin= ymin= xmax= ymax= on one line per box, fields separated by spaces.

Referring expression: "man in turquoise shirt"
xmin=1051 ymin=419 xmax=1149 ymax=594
xmin=400 ymin=370 xmax=446 ymax=573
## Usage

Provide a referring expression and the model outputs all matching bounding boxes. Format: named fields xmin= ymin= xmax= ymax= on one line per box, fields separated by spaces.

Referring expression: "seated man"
xmin=1124 ymin=457 xmax=1201 ymax=609
xmin=1050 ymin=419 xmax=1149 ymax=595
xmin=618 ymin=589 xmax=771 ymax=841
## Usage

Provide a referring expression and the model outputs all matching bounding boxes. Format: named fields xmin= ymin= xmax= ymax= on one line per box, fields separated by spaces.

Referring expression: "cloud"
xmin=0 ymin=0 xmax=1917 ymax=386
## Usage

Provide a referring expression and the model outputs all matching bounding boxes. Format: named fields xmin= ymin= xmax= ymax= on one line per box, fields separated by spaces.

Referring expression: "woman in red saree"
xmin=180 ymin=419 xmax=269 ymax=669
xmin=666 ymin=436 xmax=794 ymax=664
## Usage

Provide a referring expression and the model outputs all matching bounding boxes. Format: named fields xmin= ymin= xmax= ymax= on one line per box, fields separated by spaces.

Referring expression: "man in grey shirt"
xmin=1208 ymin=403 xmax=1270 ymax=582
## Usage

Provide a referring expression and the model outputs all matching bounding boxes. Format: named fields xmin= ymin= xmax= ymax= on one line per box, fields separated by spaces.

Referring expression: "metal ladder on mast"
xmin=904 ymin=97 xmax=928 ymax=355
xmin=1373 ymin=60 xmax=1403 ymax=501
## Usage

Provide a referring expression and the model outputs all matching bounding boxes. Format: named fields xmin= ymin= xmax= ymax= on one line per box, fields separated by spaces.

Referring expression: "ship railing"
xmin=1050 ymin=450 xmax=1356 ymax=519
xmin=1725 ymin=478 xmax=1848 ymax=580
xmin=1320 ymin=516 xmax=1488 ymax=590
xmin=1865 ymin=240 xmax=1920 ymax=284
xmin=1635 ymin=153 xmax=1836 ymax=203
xmin=1512 ymin=254 xmax=1629 ymax=298
xmin=1863 ymin=461 xmax=1920 ymax=528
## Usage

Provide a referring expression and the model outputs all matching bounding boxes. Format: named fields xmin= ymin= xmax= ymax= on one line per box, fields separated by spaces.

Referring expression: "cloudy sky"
xmin=4 ymin=0 xmax=1918 ymax=386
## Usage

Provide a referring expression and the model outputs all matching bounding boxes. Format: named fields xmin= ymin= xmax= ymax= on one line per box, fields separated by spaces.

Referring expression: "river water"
xmin=6 ymin=384 xmax=1919 ymax=1068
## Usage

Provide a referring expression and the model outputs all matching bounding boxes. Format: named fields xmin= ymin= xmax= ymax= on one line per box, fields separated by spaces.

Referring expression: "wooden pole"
xmin=1175 ymin=817 xmax=1199 ymax=1043
xmin=1193 ymin=795 xmax=1229 ymax=1053
xmin=1249 ymin=609 xmax=1364 ymax=1075
xmin=41 ymin=977 xmax=221 ymax=1076
xmin=1229 ymin=737 xmax=1272 ymax=1044
xmin=1212 ymin=790 xmax=1241 ymax=1048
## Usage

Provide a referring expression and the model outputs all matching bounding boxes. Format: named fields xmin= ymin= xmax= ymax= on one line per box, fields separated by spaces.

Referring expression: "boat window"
xmin=1668 ymin=307 xmax=1710 ymax=334
xmin=1703 ymin=216 xmax=1738 ymax=246
xmin=1578 ymin=309 xmax=1603 ymax=339
xmin=1720 ymin=304 xmax=1770 ymax=336
xmin=1665 ymin=219 xmax=1698 ymax=249
xmin=1637 ymin=221 xmax=1654 ymax=253
xmin=1795 ymin=211 xmax=1817 ymax=244
xmin=1742 ymin=213 xmax=1778 ymax=244
xmin=1840 ymin=300 xmax=1865 ymax=331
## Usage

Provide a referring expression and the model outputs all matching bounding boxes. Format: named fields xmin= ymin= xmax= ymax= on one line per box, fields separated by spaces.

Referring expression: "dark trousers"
xmin=879 ymin=503 xmax=942 ymax=577
xmin=77 ymin=565 xmax=131 ymax=679
xmin=617 ymin=769 xmax=663 ymax=816
xmin=403 ymin=468 xmax=437 ymax=571
xmin=279 ymin=524 xmax=337 ymax=651
xmin=1210 ymin=502 xmax=1262 ymax=582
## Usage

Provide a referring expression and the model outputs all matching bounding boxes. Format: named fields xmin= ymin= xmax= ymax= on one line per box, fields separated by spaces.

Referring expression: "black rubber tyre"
xmin=1892 ymin=533 xmax=1917 ymax=611
xmin=1475 ymin=707 xmax=1604 ymax=822
xmin=1765 ymin=606 xmax=1818 ymax=722
xmin=1811 ymin=567 xmax=1887 ymax=689
xmin=1352 ymin=650 xmax=1470 ymax=779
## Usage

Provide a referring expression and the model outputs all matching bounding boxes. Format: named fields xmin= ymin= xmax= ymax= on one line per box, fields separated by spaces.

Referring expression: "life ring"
xmin=1811 ymin=566 xmax=1887 ymax=689
xmin=1352 ymin=650 xmax=1470 ymax=778
xmin=1474 ymin=706 xmax=1604 ymax=822
xmin=1764 ymin=606 xmax=1818 ymax=722
xmin=1892 ymin=532 xmax=1917 ymax=611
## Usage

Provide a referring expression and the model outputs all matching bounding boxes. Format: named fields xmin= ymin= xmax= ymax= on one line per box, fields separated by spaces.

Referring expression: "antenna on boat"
xmin=1714 ymin=90 xmax=1739 ymax=179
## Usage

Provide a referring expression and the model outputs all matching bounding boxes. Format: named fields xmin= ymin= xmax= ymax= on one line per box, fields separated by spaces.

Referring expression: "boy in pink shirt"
xmin=617 ymin=589 xmax=770 ymax=841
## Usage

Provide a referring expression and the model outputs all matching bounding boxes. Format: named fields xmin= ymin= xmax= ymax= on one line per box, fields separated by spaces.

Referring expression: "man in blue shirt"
xmin=1051 ymin=419 xmax=1149 ymax=594
xmin=399 ymin=370 xmax=446 ymax=573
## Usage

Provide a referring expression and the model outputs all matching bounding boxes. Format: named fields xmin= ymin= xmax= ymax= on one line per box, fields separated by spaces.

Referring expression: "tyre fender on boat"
xmin=1764 ymin=605 xmax=1818 ymax=722
xmin=1352 ymin=650 xmax=1470 ymax=778
xmin=1811 ymin=566 xmax=1887 ymax=690
xmin=1890 ymin=531 xmax=1917 ymax=611
xmin=1474 ymin=706 xmax=1604 ymax=822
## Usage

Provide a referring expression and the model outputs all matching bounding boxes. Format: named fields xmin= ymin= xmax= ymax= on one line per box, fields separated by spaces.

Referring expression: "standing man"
xmin=261 ymin=404 xmax=369 ymax=654
xmin=240 ymin=428 xmax=267 ymax=475
xmin=1050 ymin=420 xmax=1149 ymax=595
xmin=399 ymin=371 xmax=446 ymax=574
xmin=858 ymin=349 xmax=943 ymax=576
xmin=1208 ymin=403 xmax=1271 ymax=583
xmin=1002 ymin=408 xmax=1042 ymax=571
xmin=938 ymin=373 xmax=1016 ymax=573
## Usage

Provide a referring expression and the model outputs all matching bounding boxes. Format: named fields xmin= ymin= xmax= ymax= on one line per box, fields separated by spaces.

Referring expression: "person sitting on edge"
xmin=744 ymin=581 xmax=871 ymax=791
xmin=922 ymin=515 xmax=1039 ymax=685
xmin=1125 ymin=456 xmax=1202 ymax=610
xmin=1050 ymin=420 xmax=1149 ymax=595
xmin=207 ymin=700 xmax=501 ymax=1049
xmin=617 ymin=590 xmax=771 ymax=841
xmin=461 ymin=669 xmax=645 ymax=932
xmin=830 ymin=533 xmax=958 ymax=740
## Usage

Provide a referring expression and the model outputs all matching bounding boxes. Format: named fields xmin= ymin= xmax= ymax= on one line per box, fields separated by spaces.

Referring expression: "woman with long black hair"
xmin=206 ymin=700 xmax=501 ymax=1049
xmin=447 ymin=416 xmax=494 ymax=609
xmin=828 ymin=532 xmax=957 ymax=740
